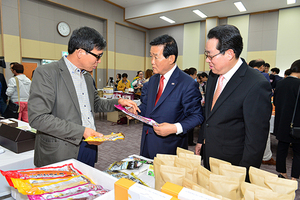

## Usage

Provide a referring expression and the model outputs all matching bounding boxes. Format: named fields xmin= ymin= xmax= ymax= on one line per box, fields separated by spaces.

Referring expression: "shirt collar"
xmin=222 ymin=58 xmax=243 ymax=82
xmin=160 ymin=64 xmax=177 ymax=82
xmin=63 ymin=56 xmax=86 ymax=74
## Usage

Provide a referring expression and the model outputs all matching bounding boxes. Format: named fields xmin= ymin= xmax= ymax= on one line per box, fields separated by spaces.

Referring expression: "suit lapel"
xmin=59 ymin=59 xmax=81 ymax=115
xmin=207 ymin=61 xmax=247 ymax=119
xmin=148 ymin=74 xmax=160 ymax=112
xmin=151 ymin=67 xmax=179 ymax=113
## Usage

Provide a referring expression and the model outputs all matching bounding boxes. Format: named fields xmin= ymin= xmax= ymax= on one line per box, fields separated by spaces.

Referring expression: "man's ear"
xmin=226 ymin=49 xmax=235 ymax=61
xmin=168 ymin=55 xmax=175 ymax=64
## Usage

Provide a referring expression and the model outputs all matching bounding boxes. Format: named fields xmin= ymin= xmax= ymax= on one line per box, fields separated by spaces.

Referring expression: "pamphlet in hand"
xmin=114 ymin=104 xmax=158 ymax=127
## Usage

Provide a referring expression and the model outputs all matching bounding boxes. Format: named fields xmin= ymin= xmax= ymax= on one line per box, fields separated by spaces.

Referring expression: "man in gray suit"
xmin=28 ymin=27 xmax=139 ymax=167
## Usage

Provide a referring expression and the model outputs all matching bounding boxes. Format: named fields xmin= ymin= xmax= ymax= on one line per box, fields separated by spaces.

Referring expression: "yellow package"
xmin=85 ymin=132 xmax=125 ymax=142
xmin=12 ymin=175 xmax=93 ymax=195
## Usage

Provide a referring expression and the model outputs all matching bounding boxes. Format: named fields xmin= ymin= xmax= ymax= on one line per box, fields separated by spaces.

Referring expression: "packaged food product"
xmin=84 ymin=132 xmax=124 ymax=142
xmin=108 ymin=161 xmax=142 ymax=171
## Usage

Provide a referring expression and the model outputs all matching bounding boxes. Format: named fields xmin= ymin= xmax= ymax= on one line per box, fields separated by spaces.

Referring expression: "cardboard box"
xmin=11 ymin=159 xmax=117 ymax=200
xmin=161 ymin=182 xmax=218 ymax=200
xmin=107 ymin=111 xmax=126 ymax=123
xmin=115 ymin=178 xmax=179 ymax=200
xmin=0 ymin=124 xmax=35 ymax=153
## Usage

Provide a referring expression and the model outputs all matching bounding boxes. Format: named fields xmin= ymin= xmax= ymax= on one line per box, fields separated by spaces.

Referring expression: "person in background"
xmin=199 ymin=72 xmax=208 ymax=95
xmin=6 ymin=63 xmax=31 ymax=122
xmin=264 ymin=63 xmax=270 ymax=73
xmin=132 ymin=71 xmax=145 ymax=95
xmin=269 ymin=67 xmax=283 ymax=90
xmin=274 ymin=59 xmax=300 ymax=180
xmin=28 ymin=26 xmax=139 ymax=167
xmin=144 ymin=69 xmax=153 ymax=83
xmin=136 ymin=34 xmax=203 ymax=159
xmin=117 ymin=73 xmax=131 ymax=92
xmin=0 ymin=72 xmax=7 ymax=116
xmin=196 ymin=25 xmax=272 ymax=180
xmin=284 ymin=69 xmax=292 ymax=78
xmin=252 ymin=59 xmax=270 ymax=82
xmin=114 ymin=73 xmax=121 ymax=91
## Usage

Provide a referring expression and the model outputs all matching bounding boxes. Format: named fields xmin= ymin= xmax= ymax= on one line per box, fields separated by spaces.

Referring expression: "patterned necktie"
xmin=211 ymin=75 xmax=224 ymax=110
xmin=155 ymin=75 xmax=165 ymax=106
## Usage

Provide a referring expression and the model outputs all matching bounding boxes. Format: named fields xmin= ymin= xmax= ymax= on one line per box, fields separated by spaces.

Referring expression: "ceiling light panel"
xmin=287 ymin=0 xmax=296 ymax=4
xmin=234 ymin=2 xmax=246 ymax=12
xmin=160 ymin=16 xmax=175 ymax=23
xmin=193 ymin=10 xmax=207 ymax=18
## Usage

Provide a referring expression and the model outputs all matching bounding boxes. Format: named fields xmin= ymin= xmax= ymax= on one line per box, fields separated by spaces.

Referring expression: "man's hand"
xmin=195 ymin=143 xmax=202 ymax=155
xmin=118 ymin=98 xmax=141 ymax=115
xmin=83 ymin=127 xmax=104 ymax=145
xmin=153 ymin=123 xmax=177 ymax=137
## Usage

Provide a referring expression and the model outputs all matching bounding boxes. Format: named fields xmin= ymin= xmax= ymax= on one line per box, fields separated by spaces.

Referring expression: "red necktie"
xmin=155 ymin=75 xmax=165 ymax=106
xmin=211 ymin=75 xmax=224 ymax=110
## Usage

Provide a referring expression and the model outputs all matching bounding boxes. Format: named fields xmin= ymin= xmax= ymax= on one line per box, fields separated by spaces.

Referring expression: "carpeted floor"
xmin=94 ymin=113 xmax=299 ymax=199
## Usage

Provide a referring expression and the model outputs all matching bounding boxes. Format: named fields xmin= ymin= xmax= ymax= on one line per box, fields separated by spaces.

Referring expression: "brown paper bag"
xmin=182 ymin=177 xmax=198 ymax=189
xmin=160 ymin=165 xmax=186 ymax=188
xmin=197 ymin=165 xmax=212 ymax=189
xmin=209 ymin=174 xmax=239 ymax=200
xmin=209 ymin=157 xmax=231 ymax=175
xmin=219 ymin=164 xmax=246 ymax=200
xmin=178 ymin=152 xmax=201 ymax=163
xmin=192 ymin=184 xmax=225 ymax=200
xmin=154 ymin=157 xmax=167 ymax=190
xmin=156 ymin=154 xmax=177 ymax=166
xmin=248 ymin=166 xmax=277 ymax=188
xmin=241 ymin=182 xmax=273 ymax=200
xmin=176 ymin=147 xmax=194 ymax=155
xmin=254 ymin=189 xmax=292 ymax=200
xmin=264 ymin=176 xmax=298 ymax=199
xmin=174 ymin=157 xmax=197 ymax=182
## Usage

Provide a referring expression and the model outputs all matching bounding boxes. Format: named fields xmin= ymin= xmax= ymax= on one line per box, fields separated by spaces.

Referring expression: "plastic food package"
xmin=84 ymin=132 xmax=125 ymax=142
xmin=114 ymin=104 xmax=158 ymax=127
xmin=108 ymin=161 xmax=143 ymax=171
xmin=28 ymin=183 xmax=109 ymax=200
xmin=0 ymin=163 xmax=82 ymax=187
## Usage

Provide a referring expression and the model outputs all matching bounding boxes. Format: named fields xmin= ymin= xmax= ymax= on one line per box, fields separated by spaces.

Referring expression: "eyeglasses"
xmin=82 ymin=48 xmax=103 ymax=61
xmin=204 ymin=51 xmax=224 ymax=60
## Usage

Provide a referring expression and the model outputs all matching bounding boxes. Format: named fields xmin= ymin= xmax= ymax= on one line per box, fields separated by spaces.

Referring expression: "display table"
xmin=0 ymin=146 xmax=34 ymax=197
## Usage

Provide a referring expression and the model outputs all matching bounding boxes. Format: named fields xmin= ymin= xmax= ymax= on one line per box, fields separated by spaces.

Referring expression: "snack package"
xmin=0 ymin=163 xmax=82 ymax=187
xmin=129 ymin=155 xmax=153 ymax=165
xmin=28 ymin=183 xmax=109 ymax=200
xmin=108 ymin=161 xmax=143 ymax=171
xmin=12 ymin=175 xmax=93 ymax=195
xmin=104 ymin=170 xmax=149 ymax=187
xmin=114 ymin=104 xmax=158 ymax=127
xmin=84 ymin=132 xmax=124 ymax=142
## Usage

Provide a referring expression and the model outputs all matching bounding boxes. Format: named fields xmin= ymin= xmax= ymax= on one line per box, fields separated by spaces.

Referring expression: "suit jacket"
xmin=28 ymin=58 xmax=118 ymax=167
xmin=198 ymin=60 xmax=272 ymax=170
xmin=139 ymin=66 xmax=203 ymax=159
xmin=274 ymin=76 xmax=300 ymax=143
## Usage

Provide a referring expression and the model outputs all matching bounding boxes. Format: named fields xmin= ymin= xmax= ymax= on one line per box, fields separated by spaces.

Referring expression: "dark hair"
xmin=264 ymin=63 xmax=270 ymax=68
xmin=136 ymin=71 xmax=143 ymax=76
xmin=290 ymin=59 xmax=300 ymax=73
xmin=248 ymin=60 xmax=256 ymax=68
xmin=11 ymin=63 xmax=24 ymax=73
xmin=117 ymin=73 xmax=121 ymax=79
xmin=284 ymin=69 xmax=292 ymax=76
xmin=271 ymin=67 xmax=280 ymax=74
xmin=150 ymin=34 xmax=178 ymax=63
xmin=253 ymin=60 xmax=265 ymax=68
xmin=188 ymin=67 xmax=197 ymax=75
xmin=145 ymin=69 xmax=153 ymax=79
xmin=122 ymin=73 xmax=128 ymax=78
xmin=183 ymin=68 xmax=189 ymax=74
xmin=68 ymin=26 xmax=106 ymax=54
xmin=207 ymin=25 xmax=243 ymax=59
xmin=199 ymin=72 xmax=208 ymax=78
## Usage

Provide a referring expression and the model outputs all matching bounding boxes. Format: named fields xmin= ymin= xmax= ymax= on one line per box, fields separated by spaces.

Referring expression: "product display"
xmin=84 ymin=132 xmax=125 ymax=142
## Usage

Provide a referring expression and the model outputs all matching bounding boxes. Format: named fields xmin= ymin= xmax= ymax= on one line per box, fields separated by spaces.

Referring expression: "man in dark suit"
xmin=138 ymin=34 xmax=204 ymax=159
xmin=195 ymin=25 xmax=272 ymax=175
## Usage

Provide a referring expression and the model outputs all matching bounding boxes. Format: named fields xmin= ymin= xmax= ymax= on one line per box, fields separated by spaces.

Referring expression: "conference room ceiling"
xmin=106 ymin=0 xmax=300 ymax=29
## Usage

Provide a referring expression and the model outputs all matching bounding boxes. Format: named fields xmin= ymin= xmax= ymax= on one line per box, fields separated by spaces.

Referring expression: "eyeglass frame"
xmin=81 ymin=48 xmax=103 ymax=61
xmin=204 ymin=50 xmax=225 ymax=60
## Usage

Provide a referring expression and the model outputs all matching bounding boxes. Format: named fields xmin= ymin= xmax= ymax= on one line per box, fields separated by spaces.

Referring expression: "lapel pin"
xmin=172 ymin=83 xmax=175 ymax=85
